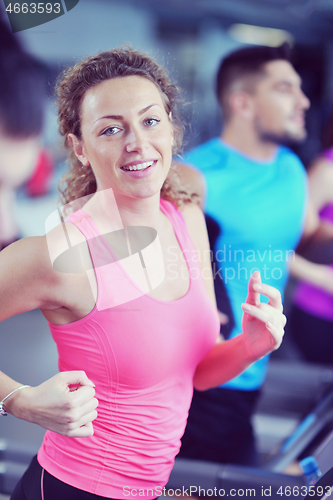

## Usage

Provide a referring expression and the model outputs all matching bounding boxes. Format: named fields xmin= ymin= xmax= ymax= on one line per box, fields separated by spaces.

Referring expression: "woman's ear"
xmin=67 ymin=133 xmax=90 ymax=166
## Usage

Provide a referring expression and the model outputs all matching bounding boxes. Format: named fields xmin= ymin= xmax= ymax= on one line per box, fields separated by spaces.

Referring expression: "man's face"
xmin=251 ymin=60 xmax=310 ymax=145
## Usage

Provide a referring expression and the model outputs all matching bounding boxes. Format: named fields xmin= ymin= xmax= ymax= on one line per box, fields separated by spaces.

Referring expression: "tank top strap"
xmin=65 ymin=201 xmax=204 ymax=312
xmin=67 ymin=201 xmax=192 ymax=243
xmin=66 ymin=209 xmax=101 ymax=240
xmin=66 ymin=208 xmax=119 ymax=268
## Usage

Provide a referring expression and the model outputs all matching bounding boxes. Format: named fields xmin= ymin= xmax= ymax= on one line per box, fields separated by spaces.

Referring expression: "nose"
xmin=298 ymin=89 xmax=310 ymax=110
xmin=125 ymin=127 xmax=147 ymax=154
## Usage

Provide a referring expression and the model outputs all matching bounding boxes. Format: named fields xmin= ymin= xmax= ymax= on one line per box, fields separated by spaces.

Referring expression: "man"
xmin=178 ymin=43 xmax=310 ymax=466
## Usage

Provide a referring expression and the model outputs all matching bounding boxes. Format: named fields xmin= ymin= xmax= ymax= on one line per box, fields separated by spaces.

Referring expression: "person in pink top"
xmin=288 ymin=112 xmax=333 ymax=364
xmin=0 ymin=48 xmax=285 ymax=500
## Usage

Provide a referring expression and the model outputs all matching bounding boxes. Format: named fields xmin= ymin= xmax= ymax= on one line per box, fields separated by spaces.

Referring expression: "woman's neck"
xmin=84 ymin=188 xmax=166 ymax=233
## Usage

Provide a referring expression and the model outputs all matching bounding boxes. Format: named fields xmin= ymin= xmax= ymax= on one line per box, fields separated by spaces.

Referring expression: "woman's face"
xmin=68 ymin=75 xmax=174 ymax=202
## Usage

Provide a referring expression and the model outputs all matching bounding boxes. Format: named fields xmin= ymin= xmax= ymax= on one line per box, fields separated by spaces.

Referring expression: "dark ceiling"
xmin=116 ymin=0 xmax=333 ymax=45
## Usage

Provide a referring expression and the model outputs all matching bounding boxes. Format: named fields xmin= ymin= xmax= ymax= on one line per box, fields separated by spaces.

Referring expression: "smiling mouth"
xmin=121 ymin=161 xmax=155 ymax=171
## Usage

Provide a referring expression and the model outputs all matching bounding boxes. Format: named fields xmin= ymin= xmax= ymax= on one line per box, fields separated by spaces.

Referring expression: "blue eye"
xmin=102 ymin=126 xmax=120 ymax=136
xmin=144 ymin=118 xmax=160 ymax=127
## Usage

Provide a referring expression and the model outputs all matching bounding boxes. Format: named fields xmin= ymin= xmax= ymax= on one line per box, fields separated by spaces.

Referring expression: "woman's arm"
xmin=308 ymin=157 xmax=333 ymax=211
xmin=193 ymin=272 xmax=285 ymax=390
xmin=181 ymin=203 xmax=286 ymax=391
xmin=0 ymin=236 xmax=98 ymax=436
xmin=1 ymin=370 xmax=97 ymax=437
xmin=289 ymin=253 xmax=333 ymax=295
xmin=290 ymin=156 xmax=333 ymax=281
xmin=180 ymin=202 xmax=216 ymax=308
xmin=177 ymin=165 xmax=229 ymax=326
xmin=0 ymin=236 xmax=59 ymax=321
xmin=297 ymin=158 xmax=333 ymax=263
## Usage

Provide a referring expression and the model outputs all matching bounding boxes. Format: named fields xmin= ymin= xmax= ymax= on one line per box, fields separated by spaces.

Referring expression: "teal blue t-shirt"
xmin=183 ymin=138 xmax=307 ymax=390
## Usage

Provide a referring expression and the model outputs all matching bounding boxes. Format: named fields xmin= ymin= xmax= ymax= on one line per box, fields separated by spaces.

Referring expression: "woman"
xmin=0 ymin=48 xmax=285 ymax=500
xmin=288 ymin=112 xmax=333 ymax=364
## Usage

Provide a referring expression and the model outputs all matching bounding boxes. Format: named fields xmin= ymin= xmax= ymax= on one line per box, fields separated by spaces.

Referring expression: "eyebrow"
xmin=273 ymin=78 xmax=302 ymax=87
xmin=94 ymin=104 xmax=159 ymax=124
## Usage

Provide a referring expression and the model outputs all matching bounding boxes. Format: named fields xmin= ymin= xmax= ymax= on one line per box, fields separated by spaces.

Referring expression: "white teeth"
xmin=122 ymin=161 xmax=154 ymax=171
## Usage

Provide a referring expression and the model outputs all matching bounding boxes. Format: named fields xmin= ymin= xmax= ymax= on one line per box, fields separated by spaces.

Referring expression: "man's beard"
xmin=254 ymin=118 xmax=307 ymax=146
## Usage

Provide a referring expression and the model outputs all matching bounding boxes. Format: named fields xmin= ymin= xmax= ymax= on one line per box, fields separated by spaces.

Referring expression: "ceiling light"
xmin=228 ymin=23 xmax=294 ymax=47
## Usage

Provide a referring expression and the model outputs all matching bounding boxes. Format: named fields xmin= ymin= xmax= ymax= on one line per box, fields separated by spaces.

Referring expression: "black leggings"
xmin=11 ymin=456 xmax=113 ymax=500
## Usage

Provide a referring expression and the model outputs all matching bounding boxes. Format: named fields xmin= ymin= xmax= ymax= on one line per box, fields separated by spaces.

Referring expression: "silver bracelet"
xmin=0 ymin=385 xmax=31 ymax=416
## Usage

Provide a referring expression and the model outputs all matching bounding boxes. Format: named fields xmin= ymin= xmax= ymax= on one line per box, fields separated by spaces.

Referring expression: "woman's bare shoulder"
xmin=174 ymin=162 xmax=205 ymax=207
xmin=0 ymin=235 xmax=61 ymax=320
xmin=45 ymin=219 xmax=91 ymax=274
xmin=178 ymin=199 xmax=204 ymax=218
xmin=178 ymin=202 xmax=216 ymax=307
xmin=1 ymin=235 xmax=53 ymax=274
xmin=178 ymin=202 xmax=207 ymax=247
xmin=0 ymin=220 xmax=90 ymax=320
xmin=1 ymin=220 xmax=85 ymax=274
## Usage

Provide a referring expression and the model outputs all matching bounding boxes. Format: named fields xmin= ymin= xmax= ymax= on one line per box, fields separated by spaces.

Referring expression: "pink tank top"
xmin=37 ymin=199 xmax=219 ymax=498
xmin=294 ymin=149 xmax=333 ymax=321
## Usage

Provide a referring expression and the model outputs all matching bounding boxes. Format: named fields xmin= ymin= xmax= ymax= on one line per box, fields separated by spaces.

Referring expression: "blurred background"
xmin=1 ymin=0 xmax=333 ymax=497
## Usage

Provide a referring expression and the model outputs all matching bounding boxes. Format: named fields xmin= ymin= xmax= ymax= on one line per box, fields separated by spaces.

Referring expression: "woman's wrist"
xmin=239 ymin=332 xmax=260 ymax=364
xmin=2 ymin=385 xmax=32 ymax=419
xmin=240 ymin=329 xmax=273 ymax=364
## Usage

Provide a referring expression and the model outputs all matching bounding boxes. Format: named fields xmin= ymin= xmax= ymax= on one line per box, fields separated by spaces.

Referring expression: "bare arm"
xmin=181 ymin=204 xmax=286 ymax=391
xmin=178 ymin=167 xmax=229 ymax=325
xmin=297 ymin=209 xmax=333 ymax=264
xmin=193 ymin=272 xmax=285 ymax=390
xmin=297 ymin=157 xmax=333 ymax=264
xmin=0 ymin=236 xmax=60 ymax=321
xmin=308 ymin=157 xmax=333 ymax=210
xmin=0 ymin=236 xmax=98 ymax=436
xmin=289 ymin=253 xmax=333 ymax=295
xmin=180 ymin=202 xmax=216 ymax=308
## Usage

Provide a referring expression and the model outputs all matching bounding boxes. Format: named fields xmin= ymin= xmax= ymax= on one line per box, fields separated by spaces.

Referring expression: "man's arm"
xmin=180 ymin=203 xmax=285 ymax=391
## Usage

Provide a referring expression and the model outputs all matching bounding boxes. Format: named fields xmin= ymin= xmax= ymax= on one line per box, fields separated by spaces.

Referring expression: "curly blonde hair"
xmin=56 ymin=47 xmax=196 ymax=208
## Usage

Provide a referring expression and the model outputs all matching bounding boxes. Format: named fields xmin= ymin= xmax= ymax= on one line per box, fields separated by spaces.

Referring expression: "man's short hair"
xmin=216 ymin=43 xmax=292 ymax=121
